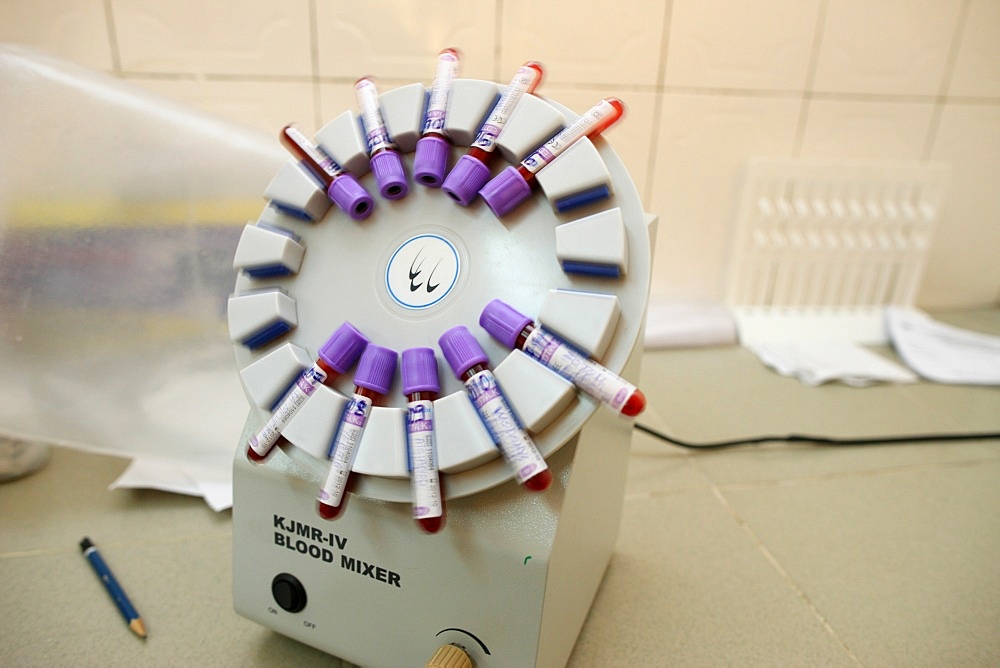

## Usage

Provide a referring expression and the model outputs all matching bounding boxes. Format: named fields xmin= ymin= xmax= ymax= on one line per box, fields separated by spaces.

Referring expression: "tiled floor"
xmin=1 ymin=311 xmax=998 ymax=666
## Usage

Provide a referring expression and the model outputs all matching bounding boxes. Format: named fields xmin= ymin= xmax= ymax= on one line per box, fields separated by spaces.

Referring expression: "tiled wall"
xmin=3 ymin=0 xmax=998 ymax=308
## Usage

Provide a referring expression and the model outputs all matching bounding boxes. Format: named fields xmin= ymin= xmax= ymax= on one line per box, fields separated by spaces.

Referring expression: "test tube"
xmin=479 ymin=97 xmax=624 ymax=218
xmin=355 ymin=77 xmax=408 ymax=200
xmin=401 ymin=347 xmax=445 ymax=534
xmin=279 ymin=125 xmax=375 ymax=220
xmin=479 ymin=300 xmax=646 ymax=417
xmin=317 ymin=344 xmax=398 ymax=520
xmin=438 ymin=326 xmax=551 ymax=492
xmin=441 ymin=61 xmax=544 ymax=206
xmin=246 ymin=323 xmax=369 ymax=462
xmin=413 ymin=48 xmax=461 ymax=188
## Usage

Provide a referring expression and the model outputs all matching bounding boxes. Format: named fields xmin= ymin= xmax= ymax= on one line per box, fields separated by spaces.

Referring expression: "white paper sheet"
xmin=886 ymin=307 xmax=1000 ymax=385
xmin=747 ymin=340 xmax=919 ymax=386
xmin=110 ymin=454 xmax=234 ymax=512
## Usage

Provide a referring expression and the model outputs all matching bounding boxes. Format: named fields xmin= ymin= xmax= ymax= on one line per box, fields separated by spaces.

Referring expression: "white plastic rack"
xmin=726 ymin=158 xmax=949 ymax=343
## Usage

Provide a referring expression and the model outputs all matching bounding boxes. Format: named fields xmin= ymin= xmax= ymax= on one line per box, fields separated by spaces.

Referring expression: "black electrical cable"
xmin=634 ymin=422 xmax=1000 ymax=450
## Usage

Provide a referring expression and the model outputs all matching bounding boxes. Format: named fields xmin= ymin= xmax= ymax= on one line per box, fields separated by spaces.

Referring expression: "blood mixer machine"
xmin=229 ymin=57 xmax=655 ymax=667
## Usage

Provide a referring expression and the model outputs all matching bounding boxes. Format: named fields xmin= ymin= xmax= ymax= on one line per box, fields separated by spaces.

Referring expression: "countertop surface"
xmin=2 ymin=310 xmax=999 ymax=666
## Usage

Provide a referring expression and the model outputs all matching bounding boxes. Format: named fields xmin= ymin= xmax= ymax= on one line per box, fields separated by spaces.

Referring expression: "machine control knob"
xmin=425 ymin=643 xmax=473 ymax=668
xmin=271 ymin=573 xmax=307 ymax=613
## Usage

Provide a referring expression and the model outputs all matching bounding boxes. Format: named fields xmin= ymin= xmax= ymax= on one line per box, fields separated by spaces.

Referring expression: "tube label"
xmin=521 ymin=98 xmax=618 ymax=174
xmin=472 ymin=65 xmax=541 ymax=152
xmin=318 ymin=393 xmax=373 ymax=506
xmin=248 ymin=364 xmax=327 ymax=456
xmin=406 ymin=400 xmax=442 ymax=519
xmin=355 ymin=79 xmax=396 ymax=155
xmin=465 ymin=370 xmax=547 ymax=484
xmin=422 ymin=51 xmax=460 ymax=135
xmin=523 ymin=328 xmax=636 ymax=412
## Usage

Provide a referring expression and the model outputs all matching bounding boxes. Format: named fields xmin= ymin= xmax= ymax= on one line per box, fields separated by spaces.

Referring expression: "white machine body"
xmin=230 ymin=79 xmax=653 ymax=666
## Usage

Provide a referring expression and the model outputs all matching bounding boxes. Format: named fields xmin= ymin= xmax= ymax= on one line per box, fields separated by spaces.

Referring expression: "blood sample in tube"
xmin=246 ymin=322 xmax=369 ymax=462
xmin=355 ymin=77 xmax=408 ymax=200
xmin=401 ymin=347 xmax=445 ymax=533
xmin=480 ymin=299 xmax=646 ymax=417
xmin=438 ymin=326 xmax=551 ymax=492
xmin=317 ymin=344 xmax=398 ymax=520
xmin=441 ymin=61 xmax=544 ymax=205
xmin=279 ymin=125 xmax=375 ymax=220
xmin=414 ymin=48 xmax=461 ymax=188
xmin=479 ymin=97 xmax=625 ymax=218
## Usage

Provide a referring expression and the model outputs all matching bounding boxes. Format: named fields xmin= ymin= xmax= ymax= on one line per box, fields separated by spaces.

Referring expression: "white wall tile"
xmin=947 ymin=0 xmax=1000 ymax=99
xmin=813 ymin=0 xmax=963 ymax=96
xmin=314 ymin=1 xmax=496 ymax=81
xmin=500 ymin=0 xmax=666 ymax=87
xmin=0 ymin=0 xmax=113 ymax=71
xmin=317 ymin=82 xmax=361 ymax=130
xmin=922 ymin=104 xmax=1000 ymax=308
xmin=648 ymin=93 xmax=802 ymax=301
xmin=798 ymin=99 xmax=935 ymax=160
xmin=112 ymin=0 xmax=312 ymax=76
xmin=665 ymin=0 xmax=822 ymax=91
xmin=128 ymin=78 xmax=316 ymax=136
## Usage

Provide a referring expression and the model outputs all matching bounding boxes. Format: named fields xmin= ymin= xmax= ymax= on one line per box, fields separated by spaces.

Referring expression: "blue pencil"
xmin=79 ymin=537 xmax=147 ymax=639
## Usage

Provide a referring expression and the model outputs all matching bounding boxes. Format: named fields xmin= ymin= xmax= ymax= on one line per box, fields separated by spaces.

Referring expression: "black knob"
xmin=271 ymin=573 xmax=307 ymax=613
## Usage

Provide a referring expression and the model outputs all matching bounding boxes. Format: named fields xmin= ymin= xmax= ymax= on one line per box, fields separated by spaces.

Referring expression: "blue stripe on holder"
xmin=296 ymin=160 xmax=328 ymax=191
xmin=554 ymin=185 xmax=611 ymax=213
xmin=241 ymin=321 xmax=293 ymax=350
xmin=269 ymin=374 xmax=302 ymax=412
xmin=471 ymin=93 xmax=501 ymax=140
xmin=560 ymin=260 xmax=621 ymax=278
xmin=243 ymin=265 xmax=293 ymax=279
xmin=356 ymin=115 xmax=368 ymax=150
xmin=403 ymin=410 xmax=414 ymax=473
xmin=269 ymin=202 xmax=314 ymax=222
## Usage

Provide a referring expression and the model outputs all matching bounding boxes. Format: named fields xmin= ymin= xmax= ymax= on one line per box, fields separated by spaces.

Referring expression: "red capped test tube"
xmin=479 ymin=97 xmax=625 ymax=218
xmin=401 ymin=347 xmax=445 ymax=533
xmin=438 ymin=326 xmax=551 ymax=492
xmin=413 ymin=48 xmax=461 ymax=188
xmin=355 ymin=77 xmax=408 ymax=200
xmin=246 ymin=322 xmax=369 ymax=462
xmin=317 ymin=344 xmax=398 ymax=520
xmin=480 ymin=300 xmax=646 ymax=417
xmin=280 ymin=125 xmax=375 ymax=220
xmin=441 ymin=61 xmax=544 ymax=206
